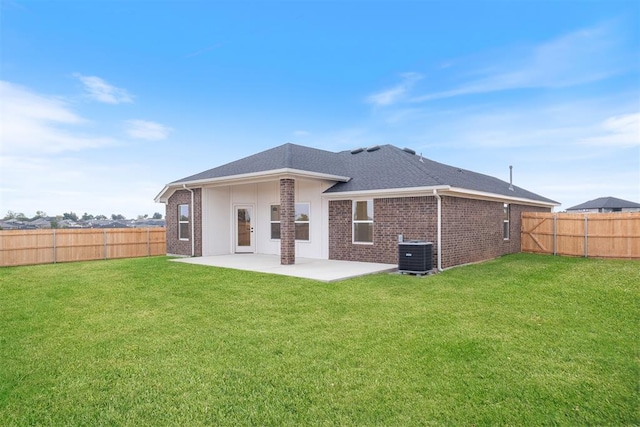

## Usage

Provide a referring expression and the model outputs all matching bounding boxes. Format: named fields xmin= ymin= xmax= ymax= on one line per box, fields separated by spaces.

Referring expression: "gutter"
xmin=183 ymin=184 xmax=195 ymax=257
xmin=433 ymin=189 xmax=443 ymax=272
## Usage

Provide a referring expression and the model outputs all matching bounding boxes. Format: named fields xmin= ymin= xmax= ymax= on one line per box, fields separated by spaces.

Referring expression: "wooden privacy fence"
xmin=0 ymin=228 xmax=166 ymax=267
xmin=521 ymin=212 xmax=640 ymax=259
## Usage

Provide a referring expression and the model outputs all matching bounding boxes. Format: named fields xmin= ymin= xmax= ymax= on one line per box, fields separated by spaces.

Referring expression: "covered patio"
xmin=171 ymin=254 xmax=397 ymax=282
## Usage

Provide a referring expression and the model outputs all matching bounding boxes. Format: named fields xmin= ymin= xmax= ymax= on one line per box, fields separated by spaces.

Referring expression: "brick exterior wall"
xmin=329 ymin=195 xmax=551 ymax=269
xmin=165 ymin=188 xmax=202 ymax=257
xmin=440 ymin=197 xmax=501 ymax=268
xmin=329 ymin=197 xmax=438 ymax=265
xmin=440 ymin=197 xmax=550 ymax=268
xmin=280 ymin=179 xmax=295 ymax=265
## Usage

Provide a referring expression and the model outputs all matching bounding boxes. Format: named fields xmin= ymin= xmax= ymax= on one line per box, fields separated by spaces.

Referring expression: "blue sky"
xmin=1 ymin=0 xmax=639 ymax=218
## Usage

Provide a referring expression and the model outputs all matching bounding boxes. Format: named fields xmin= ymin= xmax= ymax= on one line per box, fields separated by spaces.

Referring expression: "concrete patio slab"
xmin=171 ymin=254 xmax=397 ymax=282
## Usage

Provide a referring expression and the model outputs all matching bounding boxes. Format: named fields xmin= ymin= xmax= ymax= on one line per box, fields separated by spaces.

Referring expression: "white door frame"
xmin=234 ymin=205 xmax=255 ymax=253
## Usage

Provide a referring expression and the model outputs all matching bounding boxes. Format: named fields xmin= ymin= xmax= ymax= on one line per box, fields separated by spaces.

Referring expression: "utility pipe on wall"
xmin=433 ymin=189 xmax=443 ymax=272
xmin=183 ymin=184 xmax=195 ymax=257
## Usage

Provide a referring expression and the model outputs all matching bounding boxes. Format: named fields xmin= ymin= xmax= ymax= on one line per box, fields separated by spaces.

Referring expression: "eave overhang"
xmin=322 ymin=185 xmax=560 ymax=208
xmin=154 ymin=168 xmax=351 ymax=203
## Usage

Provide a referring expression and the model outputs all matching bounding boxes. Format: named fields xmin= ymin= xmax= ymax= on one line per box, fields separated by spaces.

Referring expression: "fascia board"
xmin=154 ymin=186 xmax=172 ymax=203
xmin=171 ymin=168 xmax=350 ymax=187
xmin=156 ymin=168 xmax=350 ymax=201
xmin=445 ymin=187 xmax=560 ymax=207
xmin=322 ymin=185 xmax=559 ymax=207
xmin=322 ymin=185 xmax=451 ymax=199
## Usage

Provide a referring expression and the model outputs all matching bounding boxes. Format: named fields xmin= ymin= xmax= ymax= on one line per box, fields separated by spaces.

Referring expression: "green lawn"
xmin=1 ymin=254 xmax=638 ymax=426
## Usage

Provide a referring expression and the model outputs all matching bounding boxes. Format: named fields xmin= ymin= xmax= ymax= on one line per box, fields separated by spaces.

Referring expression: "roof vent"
xmin=350 ymin=147 xmax=364 ymax=154
xmin=403 ymin=147 xmax=416 ymax=155
xmin=366 ymin=145 xmax=380 ymax=152
xmin=509 ymin=165 xmax=514 ymax=191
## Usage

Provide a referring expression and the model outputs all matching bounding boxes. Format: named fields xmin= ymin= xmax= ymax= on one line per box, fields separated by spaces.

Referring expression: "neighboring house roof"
xmin=94 ymin=221 xmax=131 ymax=228
xmin=566 ymin=196 xmax=640 ymax=211
xmin=158 ymin=143 xmax=558 ymax=206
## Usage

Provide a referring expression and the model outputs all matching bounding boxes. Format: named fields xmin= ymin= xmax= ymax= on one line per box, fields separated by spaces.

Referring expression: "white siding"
xmin=202 ymin=179 xmax=334 ymax=259
xmin=202 ymin=186 xmax=231 ymax=256
xmin=257 ymin=181 xmax=280 ymax=255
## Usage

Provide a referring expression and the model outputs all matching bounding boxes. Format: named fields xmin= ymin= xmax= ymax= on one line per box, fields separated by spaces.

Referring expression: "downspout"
xmin=183 ymin=184 xmax=195 ymax=257
xmin=433 ymin=189 xmax=443 ymax=272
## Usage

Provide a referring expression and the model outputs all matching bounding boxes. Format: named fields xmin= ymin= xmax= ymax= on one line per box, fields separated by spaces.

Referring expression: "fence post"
xmin=104 ymin=229 xmax=107 ymax=260
xmin=53 ymin=229 xmax=57 ymax=264
xmin=147 ymin=228 xmax=150 ymax=257
xmin=553 ymin=214 xmax=557 ymax=256
xmin=584 ymin=215 xmax=588 ymax=258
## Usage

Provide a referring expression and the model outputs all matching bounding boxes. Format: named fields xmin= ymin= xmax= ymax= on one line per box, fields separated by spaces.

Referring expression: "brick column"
xmin=280 ymin=178 xmax=295 ymax=265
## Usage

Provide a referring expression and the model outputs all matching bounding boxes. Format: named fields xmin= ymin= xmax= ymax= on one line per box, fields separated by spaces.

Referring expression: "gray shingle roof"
xmin=567 ymin=197 xmax=640 ymax=210
xmin=172 ymin=143 xmax=348 ymax=183
xmin=325 ymin=145 xmax=557 ymax=203
xmin=170 ymin=143 xmax=556 ymax=204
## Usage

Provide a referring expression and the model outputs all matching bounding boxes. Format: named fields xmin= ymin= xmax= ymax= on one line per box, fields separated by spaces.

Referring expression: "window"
xmin=294 ymin=204 xmax=310 ymax=241
xmin=270 ymin=205 xmax=281 ymax=239
xmin=503 ymin=203 xmax=510 ymax=240
xmin=178 ymin=204 xmax=189 ymax=240
xmin=353 ymin=200 xmax=373 ymax=243
xmin=270 ymin=203 xmax=310 ymax=241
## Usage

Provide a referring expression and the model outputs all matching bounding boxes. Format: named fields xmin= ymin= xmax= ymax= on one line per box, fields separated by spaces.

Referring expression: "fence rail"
xmin=0 ymin=228 xmax=166 ymax=267
xmin=521 ymin=212 xmax=640 ymax=259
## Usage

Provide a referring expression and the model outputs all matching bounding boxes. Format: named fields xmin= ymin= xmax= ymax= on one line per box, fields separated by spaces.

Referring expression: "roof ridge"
xmin=284 ymin=143 xmax=293 ymax=168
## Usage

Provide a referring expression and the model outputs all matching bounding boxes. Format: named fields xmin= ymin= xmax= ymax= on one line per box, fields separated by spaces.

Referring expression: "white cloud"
xmin=125 ymin=120 xmax=172 ymax=141
xmin=0 ymin=80 xmax=117 ymax=154
xmin=411 ymin=22 xmax=628 ymax=102
xmin=0 ymin=155 xmax=163 ymax=218
xmin=579 ymin=113 xmax=640 ymax=147
xmin=0 ymin=81 xmax=170 ymax=218
xmin=366 ymin=72 xmax=422 ymax=106
xmin=517 ymin=168 xmax=640 ymax=211
xmin=74 ymin=73 xmax=134 ymax=104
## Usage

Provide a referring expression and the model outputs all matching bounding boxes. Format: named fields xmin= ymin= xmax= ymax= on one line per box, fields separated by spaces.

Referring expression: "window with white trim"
xmin=353 ymin=200 xmax=373 ymax=243
xmin=178 ymin=204 xmax=189 ymax=240
xmin=270 ymin=203 xmax=310 ymax=241
xmin=503 ymin=203 xmax=510 ymax=240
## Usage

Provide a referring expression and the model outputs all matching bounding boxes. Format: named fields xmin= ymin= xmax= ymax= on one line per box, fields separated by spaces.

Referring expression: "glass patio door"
xmin=235 ymin=206 xmax=254 ymax=253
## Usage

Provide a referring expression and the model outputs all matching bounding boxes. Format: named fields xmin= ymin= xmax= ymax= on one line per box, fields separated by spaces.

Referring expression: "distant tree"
xmin=32 ymin=210 xmax=47 ymax=220
xmin=95 ymin=215 xmax=107 ymax=220
xmin=4 ymin=211 xmax=29 ymax=220
xmin=50 ymin=219 xmax=59 ymax=229
xmin=63 ymin=212 xmax=79 ymax=221
xmin=152 ymin=212 xmax=163 ymax=219
xmin=81 ymin=212 xmax=94 ymax=221
xmin=137 ymin=214 xmax=149 ymax=220
xmin=111 ymin=214 xmax=125 ymax=220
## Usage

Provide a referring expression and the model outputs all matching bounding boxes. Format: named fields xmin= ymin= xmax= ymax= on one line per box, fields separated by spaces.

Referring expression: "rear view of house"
xmin=155 ymin=143 xmax=558 ymax=270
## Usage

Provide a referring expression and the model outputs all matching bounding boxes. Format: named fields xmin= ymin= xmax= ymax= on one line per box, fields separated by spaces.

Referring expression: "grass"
xmin=0 ymin=253 xmax=638 ymax=426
